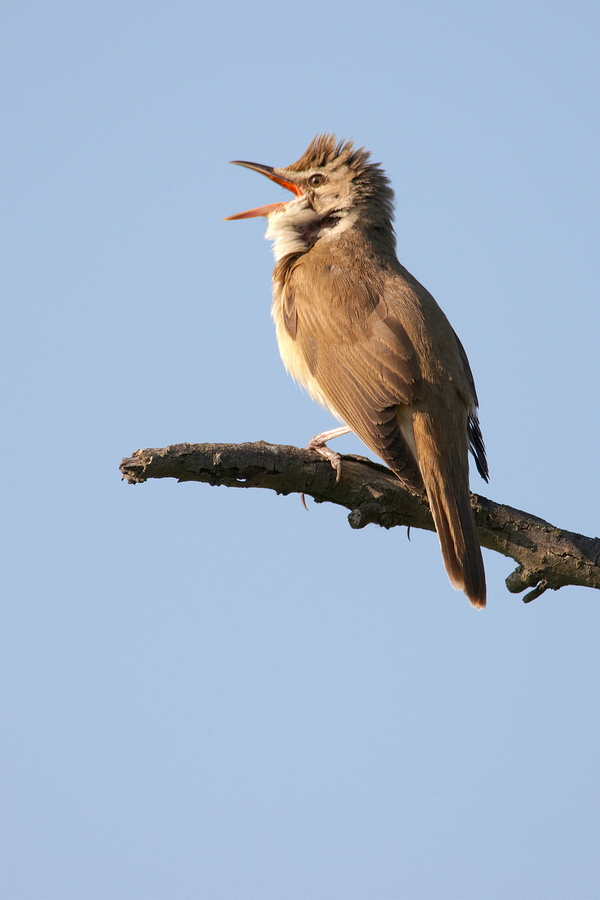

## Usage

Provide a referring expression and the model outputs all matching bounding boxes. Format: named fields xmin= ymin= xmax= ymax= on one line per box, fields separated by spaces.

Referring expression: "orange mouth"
xmin=225 ymin=160 xmax=301 ymax=220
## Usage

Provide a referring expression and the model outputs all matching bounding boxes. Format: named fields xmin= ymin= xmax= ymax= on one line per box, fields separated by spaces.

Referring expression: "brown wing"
xmin=284 ymin=259 xmax=425 ymax=492
xmin=281 ymin=249 xmax=487 ymax=606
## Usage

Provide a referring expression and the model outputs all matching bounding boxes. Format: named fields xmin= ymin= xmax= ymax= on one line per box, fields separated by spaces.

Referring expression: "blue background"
xmin=4 ymin=1 xmax=600 ymax=897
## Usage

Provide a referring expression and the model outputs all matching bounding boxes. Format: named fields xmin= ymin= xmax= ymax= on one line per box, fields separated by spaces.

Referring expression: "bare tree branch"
xmin=120 ymin=441 xmax=600 ymax=602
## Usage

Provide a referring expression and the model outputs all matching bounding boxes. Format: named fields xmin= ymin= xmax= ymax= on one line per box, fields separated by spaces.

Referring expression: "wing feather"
xmin=283 ymin=258 xmax=424 ymax=490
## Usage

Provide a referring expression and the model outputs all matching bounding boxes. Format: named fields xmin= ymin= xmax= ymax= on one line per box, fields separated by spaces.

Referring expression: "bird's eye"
xmin=308 ymin=173 xmax=326 ymax=187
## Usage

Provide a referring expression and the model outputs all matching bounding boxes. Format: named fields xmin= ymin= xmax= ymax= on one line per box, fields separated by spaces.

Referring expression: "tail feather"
xmin=426 ymin=475 xmax=486 ymax=607
xmin=411 ymin=412 xmax=486 ymax=608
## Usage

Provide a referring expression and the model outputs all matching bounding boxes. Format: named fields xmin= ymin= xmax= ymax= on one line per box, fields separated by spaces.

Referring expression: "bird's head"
xmin=225 ymin=135 xmax=395 ymax=257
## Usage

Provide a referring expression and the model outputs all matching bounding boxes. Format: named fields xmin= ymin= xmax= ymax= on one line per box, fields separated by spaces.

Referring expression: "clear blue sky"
xmin=3 ymin=1 xmax=600 ymax=898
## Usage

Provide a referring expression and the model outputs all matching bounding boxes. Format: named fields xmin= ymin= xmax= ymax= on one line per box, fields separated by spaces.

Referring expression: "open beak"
xmin=225 ymin=160 xmax=302 ymax=220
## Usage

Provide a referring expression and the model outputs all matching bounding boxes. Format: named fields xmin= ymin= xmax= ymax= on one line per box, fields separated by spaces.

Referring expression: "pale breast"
xmin=271 ymin=287 xmax=343 ymax=419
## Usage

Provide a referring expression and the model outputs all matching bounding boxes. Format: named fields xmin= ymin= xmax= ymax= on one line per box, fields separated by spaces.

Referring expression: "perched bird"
xmin=226 ymin=135 xmax=489 ymax=607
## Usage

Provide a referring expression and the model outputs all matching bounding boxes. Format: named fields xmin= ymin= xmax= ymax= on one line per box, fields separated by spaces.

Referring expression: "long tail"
xmin=411 ymin=411 xmax=486 ymax=608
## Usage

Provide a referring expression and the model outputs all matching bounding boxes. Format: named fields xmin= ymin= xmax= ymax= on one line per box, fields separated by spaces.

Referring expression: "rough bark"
xmin=120 ymin=441 xmax=600 ymax=602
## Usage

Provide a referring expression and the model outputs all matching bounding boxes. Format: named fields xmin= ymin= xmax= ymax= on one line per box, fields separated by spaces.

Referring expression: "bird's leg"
xmin=306 ymin=425 xmax=352 ymax=483
xmin=300 ymin=425 xmax=351 ymax=510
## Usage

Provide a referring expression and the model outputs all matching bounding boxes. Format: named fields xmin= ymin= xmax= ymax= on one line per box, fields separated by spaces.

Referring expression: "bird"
xmin=225 ymin=135 xmax=489 ymax=607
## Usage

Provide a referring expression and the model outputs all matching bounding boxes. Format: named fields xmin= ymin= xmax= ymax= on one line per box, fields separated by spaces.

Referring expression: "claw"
xmin=331 ymin=454 xmax=343 ymax=483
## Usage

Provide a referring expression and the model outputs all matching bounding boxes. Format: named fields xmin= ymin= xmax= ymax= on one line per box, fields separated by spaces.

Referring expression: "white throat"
xmin=265 ymin=198 xmax=358 ymax=261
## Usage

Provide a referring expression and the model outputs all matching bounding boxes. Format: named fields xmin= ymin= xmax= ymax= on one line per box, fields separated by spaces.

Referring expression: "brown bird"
xmin=226 ymin=135 xmax=489 ymax=607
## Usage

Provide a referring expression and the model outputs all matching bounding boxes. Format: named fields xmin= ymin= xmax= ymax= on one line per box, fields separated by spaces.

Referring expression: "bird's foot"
xmin=306 ymin=426 xmax=351 ymax=484
xmin=299 ymin=426 xmax=351 ymax=510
